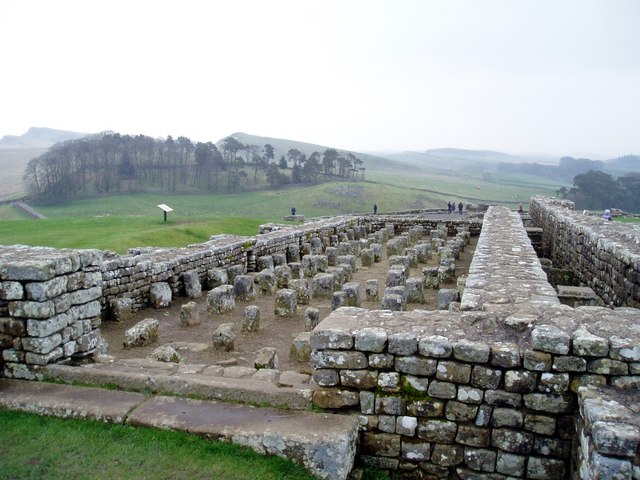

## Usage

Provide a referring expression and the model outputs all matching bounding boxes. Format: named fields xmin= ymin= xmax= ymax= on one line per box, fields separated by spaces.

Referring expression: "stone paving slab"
xmin=43 ymin=364 xmax=314 ymax=410
xmin=127 ymin=395 xmax=359 ymax=480
xmin=0 ymin=378 xmax=145 ymax=423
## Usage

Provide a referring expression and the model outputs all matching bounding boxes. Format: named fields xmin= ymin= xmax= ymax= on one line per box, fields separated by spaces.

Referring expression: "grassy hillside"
xmin=0 ymin=147 xmax=48 ymax=199
xmin=0 ymin=169 xmax=568 ymax=253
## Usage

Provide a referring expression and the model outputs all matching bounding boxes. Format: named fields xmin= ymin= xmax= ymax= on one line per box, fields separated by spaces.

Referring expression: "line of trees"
xmin=23 ymin=133 xmax=365 ymax=202
xmin=558 ymin=170 xmax=640 ymax=212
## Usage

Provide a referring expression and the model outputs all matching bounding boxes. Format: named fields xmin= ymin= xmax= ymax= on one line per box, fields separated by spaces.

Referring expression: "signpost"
xmin=157 ymin=204 xmax=173 ymax=222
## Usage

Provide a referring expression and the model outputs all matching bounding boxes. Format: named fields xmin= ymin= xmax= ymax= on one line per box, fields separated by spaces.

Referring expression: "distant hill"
xmin=220 ymin=132 xmax=416 ymax=172
xmin=0 ymin=127 xmax=88 ymax=149
xmin=607 ymin=155 xmax=640 ymax=171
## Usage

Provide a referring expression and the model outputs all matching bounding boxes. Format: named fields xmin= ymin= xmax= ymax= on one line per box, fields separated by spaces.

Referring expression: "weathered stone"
xmin=241 ymin=305 xmax=260 ymax=332
xmin=340 ymin=370 xmax=378 ymax=389
xmin=396 ymin=356 xmax=436 ymax=376
xmin=539 ymin=372 xmax=570 ymax=394
xmin=148 ymin=345 xmax=184 ymax=363
xmin=431 ymin=444 xmax=463 ymax=467
xmin=531 ymin=325 xmax=570 ymax=354
xmin=523 ymin=393 xmax=573 ymax=414
xmin=212 ymin=323 xmax=235 ymax=352
xmin=207 ymin=268 xmax=228 ymax=289
xmin=388 ymin=332 xmax=417 ymax=355
xmin=311 ymin=350 xmax=367 ymax=369
xmin=504 ymin=370 xmax=537 ymax=393
xmin=257 ymin=269 xmax=276 ymax=295
xmin=457 ymin=386 xmax=484 ymax=405
xmin=332 ymin=291 xmax=347 ymax=310
xmin=289 ymin=278 xmax=312 ymax=305
xmin=436 ymin=360 xmax=471 ymax=383
xmin=123 ymin=318 xmax=159 ymax=348
xmin=369 ymin=353 xmax=395 ymax=369
xmin=587 ymin=358 xmax=628 ymax=375
xmin=25 ymin=276 xmax=68 ymax=301
xmin=484 ymin=390 xmax=522 ymax=408
xmin=355 ymin=327 xmax=387 ymax=352
xmin=226 ymin=264 xmax=244 ymax=283
xmin=403 ymin=375 xmax=429 ymax=393
xmin=446 ymin=401 xmax=478 ymax=422
xmin=491 ymin=408 xmax=523 ymax=428
xmin=254 ymin=347 xmax=279 ymax=370
xmin=22 ymin=333 xmax=62 ymax=354
xmin=572 ymin=328 xmax=609 ymax=357
xmin=524 ymin=350 xmax=553 ymax=371
xmin=109 ymin=297 xmax=133 ymax=322
xmin=310 ymin=328 xmax=353 ymax=349
xmin=454 ymin=340 xmax=490 ymax=363
xmin=496 ymin=451 xmax=526 ymax=476
xmin=428 ymin=380 xmax=457 ymax=399
xmin=207 ymin=285 xmax=235 ymax=314
xmin=552 ymin=355 xmax=586 ymax=372
xmin=524 ymin=414 xmax=556 ymax=435
xmin=312 ymin=273 xmax=335 ymax=299
xmin=401 ymin=438 xmax=431 ymax=462
xmin=8 ymin=300 xmax=55 ymax=319
xmin=150 ymin=282 xmax=172 ymax=308
xmin=526 ymin=456 xmax=566 ymax=480
xmin=182 ymin=270 xmax=202 ymax=298
xmin=274 ymin=265 xmax=291 ymax=289
xmin=289 ymin=332 xmax=310 ymax=362
xmin=313 ymin=388 xmax=359 ymax=409
xmin=491 ymin=428 xmax=534 ymax=454
xmin=610 ymin=336 xmax=640 ymax=362
xmin=463 ymin=447 xmax=496 ymax=472
xmin=407 ymin=399 xmax=444 ymax=418
xmin=274 ymin=289 xmax=297 ymax=317
xmin=438 ymin=288 xmax=459 ymax=309
xmin=304 ymin=307 xmax=320 ymax=331
xmin=313 ymin=369 xmax=339 ymax=387
xmin=180 ymin=301 xmax=200 ymax=327
xmin=471 ymin=366 xmax=503 ymax=389
xmin=0 ymin=281 xmax=24 ymax=300
xmin=491 ymin=342 xmax=521 ymax=368
xmin=342 ymin=282 xmax=361 ymax=307
xmin=418 ymin=335 xmax=452 ymax=358
xmin=381 ymin=293 xmax=404 ymax=311
xmin=233 ymin=274 xmax=256 ymax=301
xmin=417 ymin=419 xmax=457 ymax=443
xmin=378 ymin=372 xmax=401 ymax=392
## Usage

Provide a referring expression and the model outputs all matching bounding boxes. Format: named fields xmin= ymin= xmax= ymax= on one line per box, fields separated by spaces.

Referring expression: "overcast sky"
xmin=1 ymin=0 xmax=638 ymax=158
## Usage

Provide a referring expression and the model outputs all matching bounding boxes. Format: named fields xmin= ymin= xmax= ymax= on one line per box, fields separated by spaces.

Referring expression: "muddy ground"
xmin=101 ymin=236 xmax=477 ymax=374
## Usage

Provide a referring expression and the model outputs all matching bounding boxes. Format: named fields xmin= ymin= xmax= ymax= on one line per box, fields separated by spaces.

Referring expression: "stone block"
xmin=311 ymin=350 xmax=367 ymax=369
xmin=148 ymin=345 xmax=184 ymax=363
xmin=312 ymin=273 xmax=334 ymax=299
xmin=313 ymin=369 xmax=339 ymax=387
xmin=355 ymin=327 xmax=387 ymax=353
xmin=274 ymin=265 xmax=291 ymax=289
xmin=378 ymin=372 xmax=401 ymax=392
xmin=207 ymin=268 xmax=228 ymax=289
xmin=150 ymin=282 xmax=172 ymax=308
xmin=360 ymin=248 xmax=374 ymax=267
xmin=123 ymin=318 xmax=159 ymax=348
xmin=332 ymin=291 xmax=347 ymax=310
xmin=405 ymin=277 xmax=424 ymax=303
xmin=504 ymin=370 xmax=537 ymax=393
xmin=454 ymin=340 xmax=490 ymax=363
xmin=212 ymin=323 xmax=235 ymax=352
xmin=445 ymin=401 xmax=478 ymax=422
xmin=419 ymin=335 xmax=453 ymax=358
xmin=388 ymin=332 xmax=417 ymax=355
xmin=381 ymin=293 xmax=404 ymax=311
xmin=233 ymin=274 xmax=256 ymax=301
xmin=396 ymin=356 xmax=436 ymax=376
xmin=436 ymin=360 xmax=471 ymax=383
xmin=365 ymin=279 xmax=378 ymax=301
xmin=310 ymin=328 xmax=353 ymax=349
xmin=109 ymin=297 xmax=133 ymax=322
xmin=417 ymin=419 xmax=457 ymax=443
xmin=407 ymin=399 xmax=444 ymax=418
xmin=226 ymin=264 xmax=245 ymax=283
xmin=438 ymin=288 xmax=459 ymax=309
xmin=431 ymin=444 xmax=463 ymax=467
xmin=385 ymin=268 xmax=405 ymax=287
xmin=342 ymin=282 xmax=361 ymax=307
xmin=241 ymin=305 xmax=260 ymax=332
xmin=491 ymin=342 xmax=521 ymax=368
xmin=0 ymin=281 xmax=24 ymax=300
xmin=257 ymin=269 xmax=276 ymax=295
xmin=182 ymin=270 xmax=202 ymax=299
xmin=313 ymin=388 xmax=359 ymax=409
xmin=572 ymin=327 xmax=609 ymax=357
xmin=289 ymin=278 xmax=312 ymax=305
xmin=290 ymin=332 xmax=311 ymax=362
xmin=25 ymin=276 xmax=68 ymax=301
xmin=491 ymin=428 xmax=534 ymax=454
xmin=304 ymin=307 xmax=320 ymax=331
xmin=401 ymin=438 xmax=431 ymax=462
xmin=256 ymin=255 xmax=274 ymax=271
xmin=254 ymin=346 xmax=279 ymax=370
xmin=463 ymin=447 xmax=496 ymax=472
xmin=275 ymin=289 xmax=297 ymax=317
xmin=428 ymin=380 xmax=456 ymax=399
xmin=207 ymin=285 xmax=235 ymax=314
xmin=340 ymin=370 xmax=378 ymax=389
xmin=180 ymin=301 xmax=200 ymax=327
xmin=531 ymin=325 xmax=570 ymax=354
xmin=526 ymin=456 xmax=566 ymax=480
xmin=496 ymin=451 xmax=526 ymax=476
xmin=491 ymin=408 xmax=524 ymax=428
xmin=524 ymin=350 xmax=553 ymax=371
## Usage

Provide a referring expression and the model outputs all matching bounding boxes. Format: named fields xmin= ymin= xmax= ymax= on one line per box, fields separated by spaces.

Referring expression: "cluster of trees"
xmin=23 ymin=133 xmax=365 ymax=202
xmin=558 ymin=170 xmax=640 ymax=213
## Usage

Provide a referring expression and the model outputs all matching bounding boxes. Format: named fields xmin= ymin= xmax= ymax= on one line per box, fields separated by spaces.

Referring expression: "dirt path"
xmin=101 ymin=236 xmax=477 ymax=373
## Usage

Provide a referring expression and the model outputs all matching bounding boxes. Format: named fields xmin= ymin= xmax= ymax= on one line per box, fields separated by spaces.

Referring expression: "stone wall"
xmin=0 ymin=246 xmax=104 ymax=380
xmin=529 ymin=196 xmax=640 ymax=308
xmin=370 ymin=214 xmax=483 ymax=238
xmin=311 ymin=206 xmax=640 ymax=479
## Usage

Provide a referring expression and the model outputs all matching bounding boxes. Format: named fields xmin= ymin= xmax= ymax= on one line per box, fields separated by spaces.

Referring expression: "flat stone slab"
xmin=127 ymin=395 xmax=359 ymax=480
xmin=0 ymin=378 xmax=144 ymax=423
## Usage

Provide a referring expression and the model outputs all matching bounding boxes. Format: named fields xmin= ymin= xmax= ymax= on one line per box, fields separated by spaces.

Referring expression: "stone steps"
xmin=43 ymin=358 xmax=315 ymax=411
xmin=0 ymin=378 xmax=359 ymax=480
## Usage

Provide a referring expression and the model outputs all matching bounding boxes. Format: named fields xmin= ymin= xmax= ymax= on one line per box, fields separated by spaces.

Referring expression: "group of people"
xmin=447 ymin=201 xmax=463 ymax=215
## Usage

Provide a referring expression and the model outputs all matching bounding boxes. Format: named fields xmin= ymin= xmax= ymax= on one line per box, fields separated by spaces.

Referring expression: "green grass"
xmin=0 ymin=410 xmax=319 ymax=480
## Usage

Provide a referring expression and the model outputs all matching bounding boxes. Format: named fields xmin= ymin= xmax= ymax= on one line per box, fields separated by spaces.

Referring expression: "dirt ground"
xmin=101 ymin=236 xmax=477 ymax=374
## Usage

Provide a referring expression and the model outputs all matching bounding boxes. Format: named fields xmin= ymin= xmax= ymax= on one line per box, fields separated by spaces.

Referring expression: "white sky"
xmin=1 ymin=0 xmax=638 ymax=157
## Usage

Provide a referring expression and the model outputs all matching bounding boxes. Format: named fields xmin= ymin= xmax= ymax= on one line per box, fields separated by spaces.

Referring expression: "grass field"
xmin=0 ymin=410 xmax=323 ymax=480
xmin=0 ymin=161 xmax=571 ymax=253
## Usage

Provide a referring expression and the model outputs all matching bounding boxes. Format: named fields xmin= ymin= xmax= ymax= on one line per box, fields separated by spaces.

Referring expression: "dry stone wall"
xmin=529 ymin=196 xmax=640 ymax=308
xmin=0 ymin=246 xmax=104 ymax=380
xmin=311 ymin=206 xmax=640 ymax=479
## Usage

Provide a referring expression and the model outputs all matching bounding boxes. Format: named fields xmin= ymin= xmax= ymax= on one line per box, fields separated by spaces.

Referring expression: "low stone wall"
xmin=0 ymin=246 xmax=104 ymax=380
xmin=311 ymin=206 xmax=640 ymax=479
xmin=370 ymin=214 xmax=483 ymax=237
xmin=529 ymin=196 xmax=640 ymax=308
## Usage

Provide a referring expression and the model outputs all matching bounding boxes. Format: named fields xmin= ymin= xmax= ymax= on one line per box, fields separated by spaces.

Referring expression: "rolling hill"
xmin=0 ymin=127 xmax=88 ymax=149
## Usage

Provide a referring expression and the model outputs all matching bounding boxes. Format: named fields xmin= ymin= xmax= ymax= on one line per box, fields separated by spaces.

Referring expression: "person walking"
xmin=458 ymin=202 xmax=463 ymax=216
